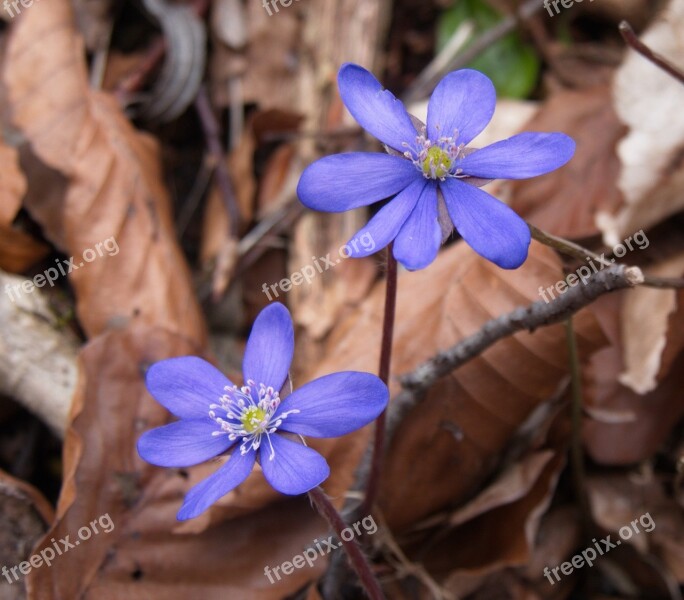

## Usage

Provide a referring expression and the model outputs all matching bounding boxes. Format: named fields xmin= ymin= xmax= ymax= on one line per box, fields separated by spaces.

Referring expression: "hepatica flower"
xmin=297 ymin=64 xmax=576 ymax=270
xmin=138 ymin=303 xmax=388 ymax=520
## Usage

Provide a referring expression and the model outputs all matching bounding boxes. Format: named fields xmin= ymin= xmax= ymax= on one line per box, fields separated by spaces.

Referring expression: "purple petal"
xmin=177 ymin=449 xmax=256 ymax=520
xmin=345 ymin=178 xmax=426 ymax=258
xmin=338 ymin=63 xmax=417 ymax=152
xmin=393 ymin=182 xmax=442 ymax=270
xmin=274 ymin=372 xmax=388 ymax=437
xmin=297 ymin=153 xmax=418 ymax=212
xmin=145 ymin=357 xmax=233 ymax=419
xmin=243 ymin=302 xmax=293 ymax=392
xmin=427 ymin=69 xmax=496 ymax=146
xmin=260 ymin=435 xmax=330 ymax=495
xmin=137 ymin=419 xmax=232 ymax=468
xmin=441 ymin=178 xmax=531 ymax=269
xmin=458 ymin=132 xmax=576 ymax=179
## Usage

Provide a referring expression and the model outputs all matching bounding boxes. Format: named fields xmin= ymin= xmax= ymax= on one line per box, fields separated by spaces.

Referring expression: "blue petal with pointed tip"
xmin=138 ymin=418 xmax=233 ymax=468
xmin=145 ymin=357 xmax=233 ymax=419
xmin=260 ymin=436 xmax=330 ymax=495
xmin=274 ymin=372 xmax=388 ymax=437
xmin=441 ymin=178 xmax=531 ymax=269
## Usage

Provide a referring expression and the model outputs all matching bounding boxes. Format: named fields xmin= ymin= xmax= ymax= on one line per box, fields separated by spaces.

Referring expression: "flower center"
xmin=403 ymin=125 xmax=465 ymax=181
xmin=422 ymin=146 xmax=452 ymax=179
xmin=241 ymin=406 xmax=267 ymax=433
xmin=208 ymin=380 xmax=299 ymax=460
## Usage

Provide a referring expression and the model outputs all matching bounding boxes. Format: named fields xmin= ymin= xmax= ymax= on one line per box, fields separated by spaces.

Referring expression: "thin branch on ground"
xmin=530 ymin=223 xmax=684 ymax=291
xmin=387 ymin=264 xmax=644 ymax=440
xmin=619 ymin=20 xmax=684 ymax=86
xmin=194 ymin=85 xmax=241 ymax=236
xmin=565 ymin=317 xmax=593 ymax=533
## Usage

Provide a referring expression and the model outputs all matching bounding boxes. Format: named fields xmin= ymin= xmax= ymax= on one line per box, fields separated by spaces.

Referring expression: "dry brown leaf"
xmin=439 ymin=451 xmax=566 ymax=593
xmin=598 ymin=0 xmax=684 ymax=245
xmin=3 ymin=0 xmax=205 ymax=343
xmin=446 ymin=451 xmax=556 ymax=528
xmin=0 ymin=136 xmax=49 ymax=272
xmin=509 ymin=85 xmax=626 ymax=240
xmin=618 ymin=252 xmax=684 ymax=394
xmin=584 ymin=292 xmax=684 ymax=465
xmin=587 ymin=473 xmax=684 ymax=585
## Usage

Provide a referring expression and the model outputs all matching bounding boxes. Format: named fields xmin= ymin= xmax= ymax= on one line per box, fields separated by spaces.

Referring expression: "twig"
xmin=388 ymin=264 xmax=644 ymax=438
xmin=402 ymin=0 xmax=545 ymax=103
xmin=360 ymin=245 xmax=398 ymax=516
xmin=640 ymin=276 xmax=684 ymax=290
xmin=619 ymin=21 xmax=684 ymax=86
xmin=308 ymin=487 xmax=386 ymax=600
xmin=114 ymin=37 xmax=166 ymax=104
xmin=565 ymin=317 xmax=592 ymax=532
xmin=194 ymin=85 xmax=241 ymax=236
xmin=176 ymin=154 xmax=215 ymax=237
xmin=529 ymin=223 xmax=602 ymax=263
xmin=530 ymin=223 xmax=684 ymax=291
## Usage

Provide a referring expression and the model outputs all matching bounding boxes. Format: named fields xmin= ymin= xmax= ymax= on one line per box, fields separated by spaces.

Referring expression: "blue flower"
xmin=297 ymin=63 xmax=576 ymax=270
xmin=137 ymin=302 xmax=388 ymax=520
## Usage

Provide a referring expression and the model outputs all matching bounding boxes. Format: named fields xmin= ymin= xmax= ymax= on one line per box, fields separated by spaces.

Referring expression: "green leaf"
xmin=436 ymin=0 xmax=540 ymax=99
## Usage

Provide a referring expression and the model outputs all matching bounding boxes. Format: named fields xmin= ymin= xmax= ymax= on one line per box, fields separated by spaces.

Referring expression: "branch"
xmin=194 ymin=85 xmax=241 ymax=236
xmin=387 ymin=264 xmax=643 ymax=439
xmin=529 ymin=224 xmax=684 ymax=291
xmin=619 ymin=20 xmax=684 ymax=86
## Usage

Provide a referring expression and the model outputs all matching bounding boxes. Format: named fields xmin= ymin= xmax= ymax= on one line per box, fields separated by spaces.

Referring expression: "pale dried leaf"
xmin=619 ymin=252 xmax=684 ymax=393
xmin=598 ymin=0 xmax=684 ymax=244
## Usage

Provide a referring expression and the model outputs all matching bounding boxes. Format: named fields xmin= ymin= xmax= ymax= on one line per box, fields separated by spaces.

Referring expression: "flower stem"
xmin=308 ymin=487 xmax=385 ymax=600
xmin=565 ymin=317 xmax=592 ymax=533
xmin=361 ymin=243 xmax=398 ymax=515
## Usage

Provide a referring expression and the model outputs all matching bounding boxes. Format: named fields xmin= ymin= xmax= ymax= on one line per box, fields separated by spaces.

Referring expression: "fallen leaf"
xmin=597 ymin=0 xmax=684 ymax=245
xmin=509 ymin=85 xmax=626 ymax=240
xmin=3 ymin=0 xmax=205 ymax=343
xmin=0 ymin=136 xmax=49 ymax=272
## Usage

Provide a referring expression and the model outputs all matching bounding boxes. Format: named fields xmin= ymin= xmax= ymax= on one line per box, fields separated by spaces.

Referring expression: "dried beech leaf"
xmin=0 ymin=136 xmax=49 ymax=272
xmin=310 ymin=240 xmax=606 ymax=529
xmin=598 ymin=0 xmax=684 ymax=244
xmin=446 ymin=450 xmax=555 ymax=528
xmin=0 ymin=137 xmax=26 ymax=225
xmin=584 ymin=293 xmax=684 ymax=465
xmin=618 ymin=252 xmax=684 ymax=393
xmin=439 ymin=451 xmax=566 ymax=592
xmin=587 ymin=474 xmax=684 ymax=583
xmin=3 ymin=0 xmax=205 ymax=342
xmin=509 ymin=85 xmax=626 ymax=239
